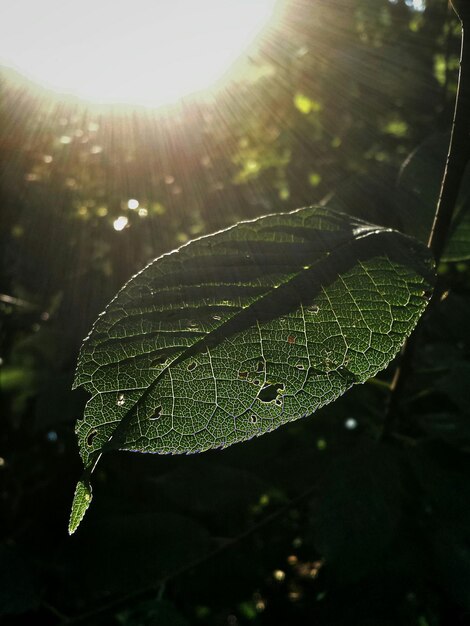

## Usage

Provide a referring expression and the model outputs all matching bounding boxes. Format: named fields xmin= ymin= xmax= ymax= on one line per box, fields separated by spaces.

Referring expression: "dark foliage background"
xmin=1 ymin=0 xmax=470 ymax=624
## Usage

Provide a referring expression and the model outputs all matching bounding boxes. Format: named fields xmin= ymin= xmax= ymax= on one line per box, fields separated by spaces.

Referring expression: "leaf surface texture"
xmin=70 ymin=206 xmax=434 ymax=530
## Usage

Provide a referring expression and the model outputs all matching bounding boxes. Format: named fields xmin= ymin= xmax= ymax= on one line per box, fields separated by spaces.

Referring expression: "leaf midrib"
xmin=88 ymin=224 xmax=391 ymax=464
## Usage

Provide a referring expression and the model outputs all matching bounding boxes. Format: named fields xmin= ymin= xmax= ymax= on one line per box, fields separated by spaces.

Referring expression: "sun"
xmin=0 ymin=0 xmax=277 ymax=107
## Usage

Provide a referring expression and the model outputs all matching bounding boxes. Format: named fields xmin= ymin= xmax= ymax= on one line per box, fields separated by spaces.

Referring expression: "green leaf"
xmin=396 ymin=132 xmax=470 ymax=261
xmin=68 ymin=479 xmax=93 ymax=535
xmin=70 ymin=206 xmax=434 ymax=531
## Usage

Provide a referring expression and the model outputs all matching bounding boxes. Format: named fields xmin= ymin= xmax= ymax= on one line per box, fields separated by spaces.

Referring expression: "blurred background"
xmin=2 ymin=0 xmax=470 ymax=624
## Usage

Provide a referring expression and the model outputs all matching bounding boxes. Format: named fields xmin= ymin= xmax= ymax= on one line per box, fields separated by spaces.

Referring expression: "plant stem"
xmin=428 ymin=0 xmax=470 ymax=263
xmin=384 ymin=1 xmax=470 ymax=435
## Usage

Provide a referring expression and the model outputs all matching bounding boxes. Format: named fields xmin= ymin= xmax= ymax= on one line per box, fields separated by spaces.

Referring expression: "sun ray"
xmin=0 ymin=0 xmax=277 ymax=108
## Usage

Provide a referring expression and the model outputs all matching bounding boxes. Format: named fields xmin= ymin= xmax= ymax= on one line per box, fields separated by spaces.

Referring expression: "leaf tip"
xmin=68 ymin=479 xmax=93 ymax=535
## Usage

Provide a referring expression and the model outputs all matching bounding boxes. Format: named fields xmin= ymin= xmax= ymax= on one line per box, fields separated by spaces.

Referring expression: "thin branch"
xmin=382 ymin=332 xmax=418 ymax=439
xmin=384 ymin=1 xmax=470 ymax=434
xmin=428 ymin=1 xmax=470 ymax=263
xmin=42 ymin=601 xmax=70 ymax=622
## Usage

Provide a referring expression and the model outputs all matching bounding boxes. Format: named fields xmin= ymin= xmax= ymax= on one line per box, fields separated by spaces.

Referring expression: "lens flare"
xmin=0 ymin=0 xmax=276 ymax=107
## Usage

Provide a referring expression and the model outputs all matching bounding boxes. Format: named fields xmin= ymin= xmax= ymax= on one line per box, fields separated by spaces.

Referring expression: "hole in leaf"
xmin=275 ymin=398 xmax=282 ymax=406
xmin=116 ymin=393 xmax=125 ymax=406
xmin=295 ymin=363 xmax=305 ymax=370
xmin=150 ymin=405 xmax=162 ymax=420
xmin=337 ymin=365 xmax=359 ymax=383
xmin=187 ymin=362 xmax=197 ymax=371
xmin=258 ymin=382 xmax=284 ymax=403
xmin=253 ymin=379 xmax=261 ymax=386
xmin=150 ymin=355 xmax=167 ymax=367
xmin=251 ymin=415 xmax=257 ymax=424
xmin=86 ymin=429 xmax=97 ymax=447
xmin=213 ymin=314 xmax=222 ymax=321
xmin=238 ymin=371 xmax=248 ymax=379
xmin=256 ymin=361 xmax=264 ymax=373
xmin=307 ymin=304 xmax=320 ymax=314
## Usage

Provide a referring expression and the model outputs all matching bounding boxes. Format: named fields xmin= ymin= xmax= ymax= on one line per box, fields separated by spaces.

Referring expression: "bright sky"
xmin=0 ymin=0 xmax=277 ymax=107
